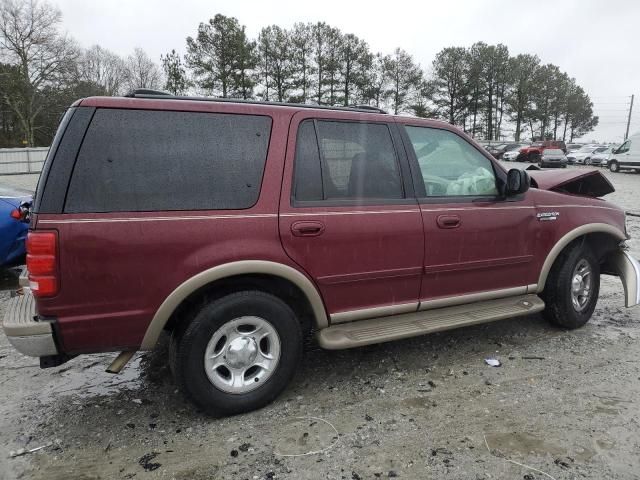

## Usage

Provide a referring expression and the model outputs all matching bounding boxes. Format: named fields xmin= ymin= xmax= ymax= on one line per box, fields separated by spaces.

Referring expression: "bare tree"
xmin=77 ymin=44 xmax=126 ymax=95
xmin=0 ymin=0 xmax=78 ymax=146
xmin=123 ymin=47 xmax=162 ymax=92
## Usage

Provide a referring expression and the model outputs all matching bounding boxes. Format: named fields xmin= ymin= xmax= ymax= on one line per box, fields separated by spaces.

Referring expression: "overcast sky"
xmin=54 ymin=0 xmax=639 ymax=142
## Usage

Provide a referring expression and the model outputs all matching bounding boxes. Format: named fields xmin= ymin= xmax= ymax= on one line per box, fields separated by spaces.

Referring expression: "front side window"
xmin=65 ymin=109 xmax=272 ymax=213
xmin=293 ymin=120 xmax=404 ymax=202
xmin=618 ymin=141 xmax=631 ymax=154
xmin=404 ymin=126 xmax=498 ymax=197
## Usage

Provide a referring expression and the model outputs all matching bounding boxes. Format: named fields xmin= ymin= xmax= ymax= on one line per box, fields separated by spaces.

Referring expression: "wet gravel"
xmin=1 ymin=167 xmax=640 ymax=480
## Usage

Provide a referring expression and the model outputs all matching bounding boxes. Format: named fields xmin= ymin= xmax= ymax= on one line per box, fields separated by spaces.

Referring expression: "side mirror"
xmin=611 ymin=147 xmax=619 ymax=155
xmin=506 ymin=169 xmax=530 ymax=196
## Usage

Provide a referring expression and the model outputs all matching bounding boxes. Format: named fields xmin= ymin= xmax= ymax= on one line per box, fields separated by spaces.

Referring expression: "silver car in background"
xmin=568 ymin=145 xmax=600 ymax=164
xmin=539 ymin=148 xmax=568 ymax=168
xmin=588 ymin=146 xmax=613 ymax=166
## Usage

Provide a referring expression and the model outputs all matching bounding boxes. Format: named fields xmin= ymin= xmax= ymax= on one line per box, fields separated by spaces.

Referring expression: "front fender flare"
xmin=140 ymin=260 xmax=328 ymax=350
xmin=536 ymin=223 xmax=626 ymax=293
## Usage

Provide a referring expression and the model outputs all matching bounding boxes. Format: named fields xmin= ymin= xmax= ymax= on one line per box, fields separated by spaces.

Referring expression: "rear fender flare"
xmin=140 ymin=260 xmax=328 ymax=350
xmin=536 ymin=223 xmax=626 ymax=292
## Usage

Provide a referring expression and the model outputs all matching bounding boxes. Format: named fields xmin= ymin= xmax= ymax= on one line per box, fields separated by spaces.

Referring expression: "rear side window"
xmin=293 ymin=120 xmax=403 ymax=202
xmin=65 ymin=109 xmax=271 ymax=213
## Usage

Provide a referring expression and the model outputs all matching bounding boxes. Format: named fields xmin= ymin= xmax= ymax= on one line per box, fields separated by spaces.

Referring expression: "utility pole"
xmin=625 ymin=94 xmax=634 ymax=140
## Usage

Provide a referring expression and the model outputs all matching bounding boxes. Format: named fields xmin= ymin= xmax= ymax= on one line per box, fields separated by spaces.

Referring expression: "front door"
xmin=616 ymin=138 xmax=640 ymax=168
xmin=399 ymin=122 xmax=538 ymax=305
xmin=279 ymin=113 xmax=424 ymax=322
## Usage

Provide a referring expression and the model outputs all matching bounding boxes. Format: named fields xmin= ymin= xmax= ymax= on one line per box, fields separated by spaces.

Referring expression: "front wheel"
xmin=609 ymin=160 xmax=620 ymax=172
xmin=171 ymin=291 xmax=303 ymax=416
xmin=542 ymin=244 xmax=600 ymax=329
xmin=529 ymin=152 xmax=541 ymax=163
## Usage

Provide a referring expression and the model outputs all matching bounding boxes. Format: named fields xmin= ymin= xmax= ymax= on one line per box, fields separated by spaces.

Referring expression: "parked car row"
xmin=496 ymin=139 xmax=635 ymax=171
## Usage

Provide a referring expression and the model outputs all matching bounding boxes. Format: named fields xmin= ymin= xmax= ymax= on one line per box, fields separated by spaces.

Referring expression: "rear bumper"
xmin=1 ymin=291 xmax=58 ymax=357
xmin=606 ymin=249 xmax=640 ymax=308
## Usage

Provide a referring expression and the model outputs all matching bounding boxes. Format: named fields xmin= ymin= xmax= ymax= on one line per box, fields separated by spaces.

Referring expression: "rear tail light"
xmin=26 ymin=231 xmax=58 ymax=297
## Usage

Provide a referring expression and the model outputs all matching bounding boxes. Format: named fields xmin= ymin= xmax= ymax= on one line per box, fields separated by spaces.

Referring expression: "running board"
xmin=317 ymin=294 xmax=545 ymax=349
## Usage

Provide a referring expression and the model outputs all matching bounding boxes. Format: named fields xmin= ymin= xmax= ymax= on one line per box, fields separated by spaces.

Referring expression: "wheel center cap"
xmin=226 ymin=337 xmax=258 ymax=369
xmin=572 ymin=275 xmax=583 ymax=291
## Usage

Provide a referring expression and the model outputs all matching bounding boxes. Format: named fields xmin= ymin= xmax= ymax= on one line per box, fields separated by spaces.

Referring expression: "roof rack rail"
xmin=123 ymin=91 xmax=388 ymax=114
xmin=348 ymin=104 xmax=387 ymax=114
xmin=125 ymin=88 xmax=171 ymax=97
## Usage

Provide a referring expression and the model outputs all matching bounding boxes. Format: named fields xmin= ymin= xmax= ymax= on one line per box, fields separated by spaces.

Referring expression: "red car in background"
xmin=3 ymin=92 xmax=639 ymax=416
xmin=517 ymin=140 xmax=567 ymax=162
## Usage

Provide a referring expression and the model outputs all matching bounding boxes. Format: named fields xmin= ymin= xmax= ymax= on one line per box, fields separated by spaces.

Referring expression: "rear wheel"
xmin=542 ymin=244 xmax=599 ymax=329
xmin=171 ymin=291 xmax=302 ymax=416
xmin=609 ymin=160 xmax=620 ymax=172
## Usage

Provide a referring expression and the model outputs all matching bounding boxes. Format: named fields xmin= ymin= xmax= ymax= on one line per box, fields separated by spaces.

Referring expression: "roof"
xmin=81 ymin=89 xmax=389 ymax=115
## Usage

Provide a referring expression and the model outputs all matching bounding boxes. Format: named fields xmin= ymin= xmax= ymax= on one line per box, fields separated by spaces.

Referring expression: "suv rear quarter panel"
xmin=34 ymin=100 xmax=300 ymax=354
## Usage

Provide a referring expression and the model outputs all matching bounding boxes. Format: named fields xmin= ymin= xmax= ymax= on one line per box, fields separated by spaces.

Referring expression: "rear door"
xmin=279 ymin=112 xmax=424 ymax=323
xmin=398 ymin=121 xmax=539 ymax=306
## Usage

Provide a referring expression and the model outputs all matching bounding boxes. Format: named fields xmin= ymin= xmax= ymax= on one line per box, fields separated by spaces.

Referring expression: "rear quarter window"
xmin=64 ymin=109 xmax=272 ymax=213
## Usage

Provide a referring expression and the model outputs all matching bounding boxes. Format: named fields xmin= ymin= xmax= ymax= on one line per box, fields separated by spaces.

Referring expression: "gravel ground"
xmin=1 ymin=166 xmax=640 ymax=480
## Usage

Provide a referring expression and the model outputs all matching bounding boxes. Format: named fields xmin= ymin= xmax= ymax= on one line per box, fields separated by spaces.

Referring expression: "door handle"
xmin=436 ymin=214 xmax=461 ymax=229
xmin=291 ymin=221 xmax=325 ymax=237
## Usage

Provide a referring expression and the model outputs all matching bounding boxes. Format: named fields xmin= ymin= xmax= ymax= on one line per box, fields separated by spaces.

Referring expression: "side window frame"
xmin=290 ymin=118 xmax=415 ymax=207
xmin=63 ymin=108 xmax=273 ymax=213
xmin=399 ymin=123 xmax=509 ymax=204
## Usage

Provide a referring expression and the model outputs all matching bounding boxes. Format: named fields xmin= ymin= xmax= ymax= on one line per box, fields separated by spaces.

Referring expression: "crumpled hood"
xmin=527 ymin=168 xmax=615 ymax=198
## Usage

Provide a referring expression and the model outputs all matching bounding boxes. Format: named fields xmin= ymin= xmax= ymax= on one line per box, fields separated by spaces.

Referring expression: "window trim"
xmin=290 ymin=118 xmax=415 ymax=207
xmin=399 ymin=123 xmax=510 ymax=204
xmin=62 ymin=107 xmax=274 ymax=214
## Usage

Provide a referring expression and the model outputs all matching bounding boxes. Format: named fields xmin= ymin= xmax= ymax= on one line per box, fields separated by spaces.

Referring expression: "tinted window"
xmin=65 ymin=109 xmax=272 ymax=213
xmin=405 ymin=126 xmax=498 ymax=197
xmin=293 ymin=120 xmax=403 ymax=201
xmin=293 ymin=120 xmax=323 ymax=201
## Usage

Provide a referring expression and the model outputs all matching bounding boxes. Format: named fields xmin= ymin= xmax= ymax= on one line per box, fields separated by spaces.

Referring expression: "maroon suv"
xmin=3 ymin=92 xmax=639 ymax=416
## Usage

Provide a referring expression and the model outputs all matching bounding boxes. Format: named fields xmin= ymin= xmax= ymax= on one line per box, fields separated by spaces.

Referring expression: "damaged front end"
xmin=603 ymin=244 xmax=640 ymax=308
xmin=527 ymin=168 xmax=615 ymax=198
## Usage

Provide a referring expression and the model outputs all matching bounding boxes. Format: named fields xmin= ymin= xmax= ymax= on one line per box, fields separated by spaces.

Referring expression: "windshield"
xmin=594 ymin=147 xmax=609 ymax=153
xmin=544 ymin=149 xmax=563 ymax=155
xmin=578 ymin=146 xmax=597 ymax=152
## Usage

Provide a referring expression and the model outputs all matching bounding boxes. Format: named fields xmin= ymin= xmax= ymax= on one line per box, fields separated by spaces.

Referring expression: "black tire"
xmin=542 ymin=243 xmax=600 ymax=329
xmin=609 ymin=160 xmax=619 ymax=172
xmin=529 ymin=152 xmax=541 ymax=163
xmin=172 ymin=291 xmax=302 ymax=416
xmin=585 ymin=157 xmax=592 ymax=165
